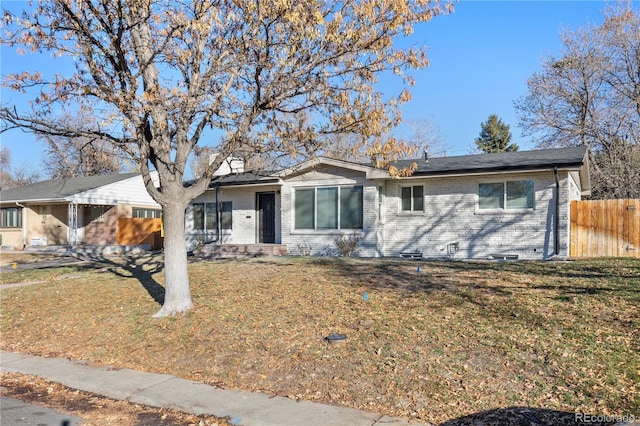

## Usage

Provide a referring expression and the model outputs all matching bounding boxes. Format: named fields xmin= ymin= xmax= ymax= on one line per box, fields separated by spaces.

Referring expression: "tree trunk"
xmin=152 ymin=201 xmax=193 ymax=318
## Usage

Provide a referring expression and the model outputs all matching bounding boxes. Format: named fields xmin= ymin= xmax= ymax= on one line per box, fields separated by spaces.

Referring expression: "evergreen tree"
xmin=475 ymin=114 xmax=519 ymax=153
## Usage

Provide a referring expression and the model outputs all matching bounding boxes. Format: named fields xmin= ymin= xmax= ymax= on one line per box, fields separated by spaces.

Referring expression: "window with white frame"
xmin=0 ymin=207 xmax=22 ymax=228
xmin=133 ymin=207 xmax=162 ymax=218
xmin=294 ymin=186 xmax=363 ymax=230
xmin=401 ymin=185 xmax=424 ymax=212
xmin=479 ymin=180 xmax=534 ymax=210
xmin=193 ymin=202 xmax=232 ymax=230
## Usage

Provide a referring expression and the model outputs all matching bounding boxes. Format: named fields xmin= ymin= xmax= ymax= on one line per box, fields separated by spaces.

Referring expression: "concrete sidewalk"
xmin=0 ymin=351 xmax=425 ymax=426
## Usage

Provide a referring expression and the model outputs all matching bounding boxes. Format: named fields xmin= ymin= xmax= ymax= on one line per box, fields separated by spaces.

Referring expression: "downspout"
xmin=16 ymin=202 xmax=26 ymax=249
xmin=554 ymin=167 xmax=560 ymax=256
xmin=214 ymin=183 xmax=220 ymax=243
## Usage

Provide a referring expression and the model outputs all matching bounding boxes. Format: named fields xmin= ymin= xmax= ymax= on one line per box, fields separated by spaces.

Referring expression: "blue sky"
xmin=0 ymin=1 xmax=620 ymax=175
xmin=395 ymin=0 xmax=610 ymax=155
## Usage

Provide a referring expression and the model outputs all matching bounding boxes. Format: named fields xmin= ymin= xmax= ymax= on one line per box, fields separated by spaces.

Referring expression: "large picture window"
xmin=295 ymin=186 xmax=363 ymax=230
xmin=193 ymin=202 xmax=232 ymax=230
xmin=0 ymin=207 xmax=22 ymax=228
xmin=479 ymin=180 xmax=534 ymax=210
xmin=401 ymin=185 xmax=424 ymax=212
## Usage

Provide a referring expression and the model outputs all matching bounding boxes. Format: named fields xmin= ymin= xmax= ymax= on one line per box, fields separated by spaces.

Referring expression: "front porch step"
xmin=193 ymin=244 xmax=287 ymax=259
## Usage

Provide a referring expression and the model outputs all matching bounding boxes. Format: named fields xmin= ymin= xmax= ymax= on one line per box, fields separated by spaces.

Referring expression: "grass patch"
xmin=1 ymin=256 xmax=638 ymax=424
xmin=0 ymin=265 xmax=93 ymax=284
xmin=0 ymin=252 xmax=76 ymax=266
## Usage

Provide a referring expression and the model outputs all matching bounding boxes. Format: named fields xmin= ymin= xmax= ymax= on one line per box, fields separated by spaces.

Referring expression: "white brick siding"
xmin=185 ymin=166 xmax=579 ymax=260
xmin=186 ymin=185 xmax=281 ymax=250
xmin=280 ymin=166 xmax=380 ymax=256
xmin=380 ymin=170 xmax=572 ymax=260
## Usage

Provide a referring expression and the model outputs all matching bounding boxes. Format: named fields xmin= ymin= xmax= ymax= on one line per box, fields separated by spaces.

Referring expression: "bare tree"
xmin=403 ymin=118 xmax=450 ymax=157
xmin=515 ymin=2 xmax=640 ymax=198
xmin=39 ymin=113 xmax=131 ymax=178
xmin=590 ymin=138 xmax=640 ymax=199
xmin=1 ymin=0 xmax=453 ymax=317
xmin=321 ymin=117 xmax=449 ymax=163
xmin=0 ymin=147 xmax=40 ymax=190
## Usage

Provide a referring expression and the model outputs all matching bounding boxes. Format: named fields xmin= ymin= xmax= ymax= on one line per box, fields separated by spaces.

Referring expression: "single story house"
xmin=188 ymin=146 xmax=590 ymax=260
xmin=0 ymin=173 xmax=163 ymax=250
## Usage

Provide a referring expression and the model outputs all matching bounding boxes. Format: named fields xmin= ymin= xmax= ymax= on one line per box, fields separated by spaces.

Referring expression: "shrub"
xmin=297 ymin=239 xmax=313 ymax=256
xmin=334 ymin=231 xmax=361 ymax=257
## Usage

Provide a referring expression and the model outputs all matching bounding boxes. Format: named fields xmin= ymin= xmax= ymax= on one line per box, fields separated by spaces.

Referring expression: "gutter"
xmin=209 ymin=179 xmax=282 ymax=189
xmin=214 ymin=183 xmax=220 ymax=243
xmin=2 ymin=197 xmax=69 ymax=204
xmin=554 ymin=167 xmax=560 ymax=256
xmin=366 ymin=165 xmax=584 ymax=180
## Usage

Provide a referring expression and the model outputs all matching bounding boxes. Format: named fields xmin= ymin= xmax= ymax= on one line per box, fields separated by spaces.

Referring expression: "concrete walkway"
xmin=0 ymin=351 xmax=425 ymax=426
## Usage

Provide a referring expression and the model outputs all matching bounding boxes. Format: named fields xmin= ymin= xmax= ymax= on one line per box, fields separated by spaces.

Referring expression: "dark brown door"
xmin=258 ymin=192 xmax=276 ymax=243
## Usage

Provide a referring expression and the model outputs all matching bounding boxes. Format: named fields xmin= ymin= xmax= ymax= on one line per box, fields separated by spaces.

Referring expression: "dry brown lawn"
xmin=1 ymin=255 xmax=638 ymax=424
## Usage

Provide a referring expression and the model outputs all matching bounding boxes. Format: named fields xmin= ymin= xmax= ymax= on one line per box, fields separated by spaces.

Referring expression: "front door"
xmin=257 ymin=192 xmax=276 ymax=243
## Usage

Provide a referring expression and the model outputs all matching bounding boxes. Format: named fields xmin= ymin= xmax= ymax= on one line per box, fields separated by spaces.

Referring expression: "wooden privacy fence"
xmin=116 ymin=218 xmax=163 ymax=251
xmin=570 ymin=199 xmax=639 ymax=258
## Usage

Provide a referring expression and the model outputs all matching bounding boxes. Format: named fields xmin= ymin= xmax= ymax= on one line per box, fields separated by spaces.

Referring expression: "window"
xmin=40 ymin=206 xmax=49 ymax=222
xmin=317 ymin=187 xmax=338 ymax=229
xmin=220 ymin=202 xmax=232 ymax=229
xmin=89 ymin=206 xmax=107 ymax=222
xmin=294 ymin=186 xmax=363 ymax=230
xmin=340 ymin=186 xmax=363 ymax=229
xmin=133 ymin=208 xmax=162 ymax=218
xmin=295 ymin=189 xmax=315 ymax=230
xmin=478 ymin=183 xmax=504 ymax=209
xmin=401 ymin=185 xmax=424 ymax=212
xmin=479 ymin=180 xmax=534 ymax=210
xmin=507 ymin=180 xmax=534 ymax=209
xmin=0 ymin=207 xmax=22 ymax=228
xmin=378 ymin=186 xmax=383 ymax=220
xmin=193 ymin=202 xmax=232 ymax=231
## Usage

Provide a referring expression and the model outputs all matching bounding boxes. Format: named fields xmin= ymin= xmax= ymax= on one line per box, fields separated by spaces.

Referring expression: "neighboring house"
xmin=187 ymin=146 xmax=590 ymax=260
xmin=0 ymin=173 xmax=162 ymax=250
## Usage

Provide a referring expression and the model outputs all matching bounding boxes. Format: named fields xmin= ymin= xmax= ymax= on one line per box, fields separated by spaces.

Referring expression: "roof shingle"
xmin=0 ymin=173 xmax=140 ymax=203
xmin=395 ymin=146 xmax=588 ymax=175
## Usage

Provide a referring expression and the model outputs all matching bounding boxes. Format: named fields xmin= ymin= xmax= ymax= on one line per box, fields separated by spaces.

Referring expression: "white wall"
xmin=280 ymin=165 xmax=379 ymax=256
xmin=380 ymin=170 xmax=573 ymax=260
xmin=72 ymin=175 xmax=159 ymax=207
xmin=186 ymin=184 xmax=281 ymax=249
xmin=184 ymin=167 xmax=580 ymax=260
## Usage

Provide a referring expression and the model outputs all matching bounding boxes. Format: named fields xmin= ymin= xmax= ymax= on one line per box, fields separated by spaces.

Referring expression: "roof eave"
xmin=371 ymin=162 xmax=586 ymax=180
xmin=1 ymin=197 xmax=71 ymax=204
xmin=279 ymin=157 xmax=376 ymax=179
xmin=212 ymin=178 xmax=283 ymax=188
